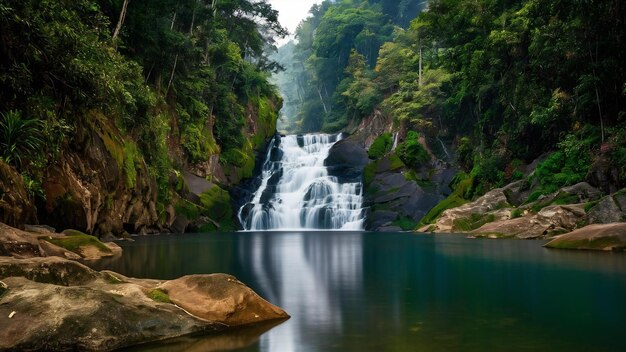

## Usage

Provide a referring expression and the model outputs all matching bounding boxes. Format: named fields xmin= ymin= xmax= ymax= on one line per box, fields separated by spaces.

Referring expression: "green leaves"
xmin=0 ymin=111 xmax=43 ymax=167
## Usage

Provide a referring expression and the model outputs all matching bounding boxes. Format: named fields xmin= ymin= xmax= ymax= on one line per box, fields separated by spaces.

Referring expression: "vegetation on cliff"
xmin=275 ymin=0 xmax=625 ymax=229
xmin=0 ymin=0 xmax=285 ymax=233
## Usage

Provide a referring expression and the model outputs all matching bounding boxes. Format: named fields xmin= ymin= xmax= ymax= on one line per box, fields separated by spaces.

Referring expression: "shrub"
xmin=0 ymin=110 xmax=43 ymax=167
xmin=368 ymin=133 xmax=393 ymax=159
xmin=396 ymin=131 xmax=430 ymax=169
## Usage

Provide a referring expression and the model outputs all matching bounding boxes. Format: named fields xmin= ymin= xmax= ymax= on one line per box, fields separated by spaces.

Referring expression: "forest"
xmin=273 ymin=0 xmax=625 ymax=206
xmin=0 ymin=0 xmax=286 ymax=232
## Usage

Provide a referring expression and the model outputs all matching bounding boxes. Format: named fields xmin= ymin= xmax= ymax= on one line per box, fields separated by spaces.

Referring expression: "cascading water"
xmin=238 ymin=134 xmax=365 ymax=231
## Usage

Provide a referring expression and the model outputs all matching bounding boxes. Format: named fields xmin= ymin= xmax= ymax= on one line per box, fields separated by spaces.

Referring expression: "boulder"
xmin=324 ymin=139 xmax=369 ymax=180
xmin=471 ymin=204 xmax=587 ymax=239
xmin=0 ymin=161 xmax=36 ymax=229
xmin=470 ymin=205 xmax=585 ymax=239
xmin=430 ymin=187 xmax=511 ymax=233
xmin=588 ymin=196 xmax=624 ymax=224
xmin=544 ymin=223 xmax=626 ymax=251
xmin=0 ymin=257 xmax=288 ymax=351
xmin=159 ymin=274 xmax=289 ymax=326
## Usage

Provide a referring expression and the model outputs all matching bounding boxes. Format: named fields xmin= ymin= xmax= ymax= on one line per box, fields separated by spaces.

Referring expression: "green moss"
xmin=388 ymin=153 xmax=405 ymax=170
xmin=123 ymin=142 xmax=140 ymax=188
xmin=511 ymin=208 xmax=524 ymax=219
xmin=584 ymin=201 xmax=600 ymax=213
xmin=392 ymin=216 xmax=419 ymax=231
xmin=418 ymin=173 xmax=473 ymax=226
xmin=147 ymin=288 xmax=171 ymax=303
xmin=396 ymin=131 xmax=430 ymax=169
xmin=45 ymin=231 xmax=111 ymax=253
xmin=368 ymin=133 xmax=393 ymax=159
xmin=104 ymin=272 xmax=125 ymax=284
xmin=453 ymin=213 xmax=496 ymax=232
xmin=364 ymin=161 xmax=378 ymax=185
xmin=174 ymin=199 xmax=201 ymax=220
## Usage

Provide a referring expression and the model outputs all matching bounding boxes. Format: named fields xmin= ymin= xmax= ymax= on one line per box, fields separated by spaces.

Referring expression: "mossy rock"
xmin=418 ymin=173 xmax=473 ymax=226
xmin=47 ymin=230 xmax=112 ymax=254
xmin=368 ymin=133 xmax=393 ymax=159
xmin=147 ymin=288 xmax=171 ymax=304
xmin=0 ymin=281 xmax=7 ymax=298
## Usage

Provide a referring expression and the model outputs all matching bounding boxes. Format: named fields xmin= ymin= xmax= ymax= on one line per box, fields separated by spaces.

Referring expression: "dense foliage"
xmin=0 ymin=0 xmax=286 ymax=203
xmin=276 ymin=0 xmax=625 ymax=200
xmin=271 ymin=0 xmax=427 ymax=132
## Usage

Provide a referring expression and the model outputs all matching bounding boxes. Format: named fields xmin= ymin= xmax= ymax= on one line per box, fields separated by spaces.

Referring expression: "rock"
xmin=586 ymin=155 xmax=621 ymax=194
xmin=472 ymin=204 xmax=586 ymax=239
xmin=38 ymin=116 xmax=160 ymax=237
xmin=558 ymin=182 xmax=603 ymax=203
xmin=37 ymin=240 xmax=82 ymax=260
xmin=159 ymin=274 xmax=289 ymax=326
xmin=324 ymin=139 xmax=369 ymax=180
xmin=23 ymin=224 xmax=56 ymax=234
xmin=367 ymin=210 xmax=398 ymax=230
xmin=588 ymin=196 xmax=624 ymax=224
xmin=430 ymin=187 xmax=511 ymax=233
xmin=171 ymin=214 xmax=190 ymax=234
xmin=544 ymin=223 xmax=626 ymax=251
xmin=0 ymin=223 xmax=44 ymax=258
xmin=0 ymin=161 xmax=37 ymax=229
xmin=0 ymin=257 xmax=288 ymax=351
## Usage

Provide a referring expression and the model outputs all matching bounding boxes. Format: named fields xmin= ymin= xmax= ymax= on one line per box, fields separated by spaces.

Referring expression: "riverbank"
xmin=0 ymin=223 xmax=288 ymax=351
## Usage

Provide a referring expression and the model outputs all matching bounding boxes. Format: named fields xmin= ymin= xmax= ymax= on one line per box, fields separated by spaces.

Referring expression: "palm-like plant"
xmin=0 ymin=110 xmax=43 ymax=167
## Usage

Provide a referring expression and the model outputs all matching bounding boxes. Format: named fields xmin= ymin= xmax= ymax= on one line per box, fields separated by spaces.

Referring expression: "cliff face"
xmin=0 ymin=99 xmax=279 ymax=236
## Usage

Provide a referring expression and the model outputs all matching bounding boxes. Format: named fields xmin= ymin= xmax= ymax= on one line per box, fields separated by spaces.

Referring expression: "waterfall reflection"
xmin=238 ymin=231 xmax=364 ymax=351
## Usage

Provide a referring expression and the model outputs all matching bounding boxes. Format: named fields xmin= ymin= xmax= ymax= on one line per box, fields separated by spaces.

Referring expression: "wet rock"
xmin=324 ymin=139 xmax=369 ymax=180
xmin=544 ymin=223 xmax=626 ymax=251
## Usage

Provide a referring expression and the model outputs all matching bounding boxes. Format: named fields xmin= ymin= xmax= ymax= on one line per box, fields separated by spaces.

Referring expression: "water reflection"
xmin=92 ymin=232 xmax=626 ymax=352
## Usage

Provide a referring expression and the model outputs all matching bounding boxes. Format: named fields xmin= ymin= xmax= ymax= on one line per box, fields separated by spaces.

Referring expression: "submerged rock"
xmin=0 ymin=257 xmax=288 ymax=351
xmin=544 ymin=223 xmax=626 ymax=251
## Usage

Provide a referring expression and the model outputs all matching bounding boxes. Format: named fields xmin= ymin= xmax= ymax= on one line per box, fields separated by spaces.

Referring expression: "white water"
xmin=239 ymin=134 xmax=365 ymax=231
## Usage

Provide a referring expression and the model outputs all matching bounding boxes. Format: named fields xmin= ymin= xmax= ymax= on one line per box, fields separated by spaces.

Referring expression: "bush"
xmin=396 ymin=131 xmax=430 ymax=169
xmin=0 ymin=110 xmax=42 ymax=167
xmin=368 ymin=133 xmax=393 ymax=159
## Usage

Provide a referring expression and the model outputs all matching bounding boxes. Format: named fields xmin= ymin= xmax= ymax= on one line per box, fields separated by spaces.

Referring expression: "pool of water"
xmin=91 ymin=231 xmax=626 ymax=352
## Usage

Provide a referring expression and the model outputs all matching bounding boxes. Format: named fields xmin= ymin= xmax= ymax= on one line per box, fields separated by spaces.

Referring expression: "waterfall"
xmin=238 ymin=134 xmax=365 ymax=231
xmin=391 ymin=132 xmax=400 ymax=151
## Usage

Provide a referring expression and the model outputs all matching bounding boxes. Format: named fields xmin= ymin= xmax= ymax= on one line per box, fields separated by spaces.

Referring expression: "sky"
xmin=267 ymin=0 xmax=324 ymax=46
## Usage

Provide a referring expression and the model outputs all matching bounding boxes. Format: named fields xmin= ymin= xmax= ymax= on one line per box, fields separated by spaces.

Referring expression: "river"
xmin=90 ymin=231 xmax=626 ymax=352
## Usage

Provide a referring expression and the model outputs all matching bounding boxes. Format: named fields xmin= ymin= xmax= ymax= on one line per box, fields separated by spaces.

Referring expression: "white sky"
xmin=267 ymin=0 xmax=325 ymax=46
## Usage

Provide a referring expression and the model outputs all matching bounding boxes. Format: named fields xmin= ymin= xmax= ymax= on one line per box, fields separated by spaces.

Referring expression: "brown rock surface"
xmin=544 ymin=223 xmax=626 ymax=251
xmin=0 ymin=257 xmax=288 ymax=351
xmin=160 ymin=274 xmax=289 ymax=326
xmin=472 ymin=205 xmax=587 ymax=239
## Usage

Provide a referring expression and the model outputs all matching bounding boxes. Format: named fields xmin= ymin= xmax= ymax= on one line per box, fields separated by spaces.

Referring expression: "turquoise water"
xmin=92 ymin=232 xmax=626 ymax=352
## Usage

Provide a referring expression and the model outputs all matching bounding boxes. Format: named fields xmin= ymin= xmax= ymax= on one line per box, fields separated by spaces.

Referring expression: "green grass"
xmin=510 ymin=208 xmax=524 ymax=219
xmin=45 ymin=231 xmax=111 ymax=253
xmin=147 ymin=288 xmax=171 ymax=303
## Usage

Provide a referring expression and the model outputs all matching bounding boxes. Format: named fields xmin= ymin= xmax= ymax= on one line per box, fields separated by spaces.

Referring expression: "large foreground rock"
xmin=0 ymin=257 xmax=288 ymax=351
xmin=544 ymin=223 xmax=626 ymax=251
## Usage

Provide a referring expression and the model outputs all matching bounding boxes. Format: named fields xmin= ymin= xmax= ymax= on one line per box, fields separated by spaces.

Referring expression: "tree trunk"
xmin=112 ymin=0 xmax=130 ymax=43
xmin=167 ymin=54 xmax=179 ymax=94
